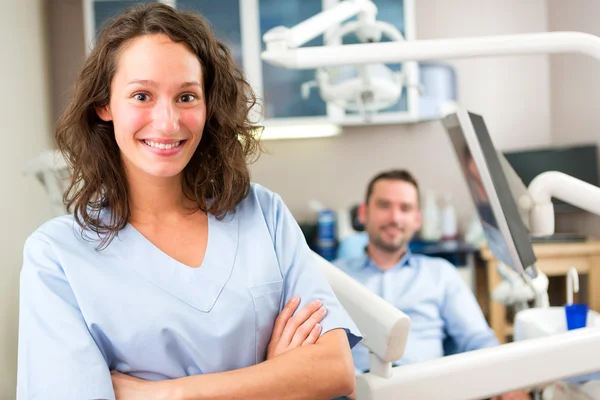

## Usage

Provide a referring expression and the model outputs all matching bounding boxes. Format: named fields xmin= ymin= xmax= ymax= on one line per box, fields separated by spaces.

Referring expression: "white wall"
xmin=0 ymin=1 xmax=54 ymax=398
xmin=547 ymin=0 xmax=600 ymax=238
xmin=251 ymin=0 xmax=551 ymax=229
xmin=47 ymin=0 xmax=86 ymax=122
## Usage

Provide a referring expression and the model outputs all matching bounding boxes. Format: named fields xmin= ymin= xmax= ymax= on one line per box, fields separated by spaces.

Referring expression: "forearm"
xmin=164 ymin=330 xmax=355 ymax=400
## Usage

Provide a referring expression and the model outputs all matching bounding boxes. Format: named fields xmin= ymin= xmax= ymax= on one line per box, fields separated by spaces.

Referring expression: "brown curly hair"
xmin=55 ymin=3 xmax=262 ymax=248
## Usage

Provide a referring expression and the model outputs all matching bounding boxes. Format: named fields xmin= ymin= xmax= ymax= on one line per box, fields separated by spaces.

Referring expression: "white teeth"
xmin=143 ymin=140 xmax=182 ymax=150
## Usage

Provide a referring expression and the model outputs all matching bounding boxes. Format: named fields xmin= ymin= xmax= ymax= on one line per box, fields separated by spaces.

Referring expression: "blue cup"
xmin=564 ymin=303 xmax=589 ymax=330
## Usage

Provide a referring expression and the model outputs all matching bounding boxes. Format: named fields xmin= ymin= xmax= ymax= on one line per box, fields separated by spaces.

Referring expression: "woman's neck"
xmin=126 ymin=170 xmax=197 ymax=224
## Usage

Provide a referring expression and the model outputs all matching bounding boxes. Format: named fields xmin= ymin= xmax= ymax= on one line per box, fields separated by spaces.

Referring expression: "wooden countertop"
xmin=480 ymin=239 xmax=600 ymax=261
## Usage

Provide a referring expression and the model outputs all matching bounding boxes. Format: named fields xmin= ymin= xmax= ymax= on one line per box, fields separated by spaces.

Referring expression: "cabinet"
xmin=83 ymin=0 xmax=420 ymax=128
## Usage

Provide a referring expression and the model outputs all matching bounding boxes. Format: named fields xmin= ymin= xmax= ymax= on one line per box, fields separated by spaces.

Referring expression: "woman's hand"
xmin=111 ymin=370 xmax=172 ymax=400
xmin=267 ymin=296 xmax=327 ymax=359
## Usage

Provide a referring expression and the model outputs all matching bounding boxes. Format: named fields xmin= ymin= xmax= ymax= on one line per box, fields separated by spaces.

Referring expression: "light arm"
xmin=262 ymin=0 xmax=376 ymax=50
xmin=262 ymin=31 xmax=600 ymax=69
xmin=528 ymin=171 xmax=600 ymax=236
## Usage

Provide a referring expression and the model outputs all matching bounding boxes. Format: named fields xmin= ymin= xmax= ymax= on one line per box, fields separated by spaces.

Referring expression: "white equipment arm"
xmin=314 ymin=253 xmax=410 ymax=377
xmin=263 ymin=31 xmax=600 ymax=69
xmin=263 ymin=0 xmax=376 ymax=50
xmin=528 ymin=171 xmax=600 ymax=236
xmin=356 ymin=327 xmax=600 ymax=400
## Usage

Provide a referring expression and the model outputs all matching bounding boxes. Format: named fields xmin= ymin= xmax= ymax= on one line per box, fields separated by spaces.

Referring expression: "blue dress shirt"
xmin=17 ymin=183 xmax=361 ymax=400
xmin=334 ymin=250 xmax=498 ymax=373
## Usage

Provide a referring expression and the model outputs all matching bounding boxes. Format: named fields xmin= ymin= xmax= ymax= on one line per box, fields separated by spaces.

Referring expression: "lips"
xmin=382 ymin=225 xmax=403 ymax=234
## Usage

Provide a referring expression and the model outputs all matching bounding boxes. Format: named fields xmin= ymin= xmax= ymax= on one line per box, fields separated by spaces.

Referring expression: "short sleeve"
xmin=269 ymin=193 xmax=362 ymax=349
xmin=17 ymin=235 xmax=115 ymax=400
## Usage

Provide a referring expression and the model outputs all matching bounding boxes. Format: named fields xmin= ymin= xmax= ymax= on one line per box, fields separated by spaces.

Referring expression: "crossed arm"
xmin=111 ymin=298 xmax=356 ymax=400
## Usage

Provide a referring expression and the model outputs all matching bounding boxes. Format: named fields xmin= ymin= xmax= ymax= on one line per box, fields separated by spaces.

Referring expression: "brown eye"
xmin=179 ymin=94 xmax=197 ymax=103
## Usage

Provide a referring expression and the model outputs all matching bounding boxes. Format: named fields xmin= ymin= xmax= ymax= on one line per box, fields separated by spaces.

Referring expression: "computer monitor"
xmin=441 ymin=109 xmax=537 ymax=277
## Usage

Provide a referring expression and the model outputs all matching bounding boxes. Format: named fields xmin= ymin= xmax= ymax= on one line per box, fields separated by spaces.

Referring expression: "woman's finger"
xmin=280 ymin=299 xmax=322 ymax=344
xmin=301 ymin=323 xmax=322 ymax=346
xmin=290 ymin=306 xmax=327 ymax=347
xmin=271 ymin=296 xmax=300 ymax=342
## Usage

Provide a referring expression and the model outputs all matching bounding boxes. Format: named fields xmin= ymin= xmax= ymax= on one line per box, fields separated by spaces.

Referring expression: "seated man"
xmin=334 ymin=169 xmax=529 ymax=400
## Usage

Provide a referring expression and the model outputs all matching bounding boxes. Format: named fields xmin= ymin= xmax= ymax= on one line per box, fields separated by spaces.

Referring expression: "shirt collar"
xmin=361 ymin=246 xmax=414 ymax=271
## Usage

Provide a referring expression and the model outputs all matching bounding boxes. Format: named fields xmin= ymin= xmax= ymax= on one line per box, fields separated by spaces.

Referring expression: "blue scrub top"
xmin=17 ymin=183 xmax=361 ymax=400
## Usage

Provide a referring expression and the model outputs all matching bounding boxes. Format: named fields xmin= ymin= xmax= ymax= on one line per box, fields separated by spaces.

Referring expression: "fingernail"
xmin=319 ymin=306 xmax=327 ymax=314
xmin=315 ymin=323 xmax=321 ymax=330
xmin=291 ymin=296 xmax=300 ymax=303
xmin=312 ymin=299 xmax=322 ymax=307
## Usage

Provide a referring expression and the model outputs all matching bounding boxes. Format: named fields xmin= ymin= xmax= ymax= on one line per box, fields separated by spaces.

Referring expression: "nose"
xmin=390 ymin=207 xmax=402 ymax=222
xmin=152 ymin=99 xmax=180 ymax=135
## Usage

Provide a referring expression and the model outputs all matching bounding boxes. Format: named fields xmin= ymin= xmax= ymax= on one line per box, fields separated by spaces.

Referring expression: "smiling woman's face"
xmin=97 ymin=33 xmax=207 ymax=180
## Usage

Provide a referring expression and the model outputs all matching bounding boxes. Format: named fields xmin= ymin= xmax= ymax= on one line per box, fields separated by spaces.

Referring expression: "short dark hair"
xmin=364 ymin=169 xmax=420 ymax=204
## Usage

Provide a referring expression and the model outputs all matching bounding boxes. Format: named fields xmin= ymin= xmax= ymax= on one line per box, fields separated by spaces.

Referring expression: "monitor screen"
xmin=504 ymin=145 xmax=599 ymax=212
xmin=441 ymin=109 xmax=537 ymax=276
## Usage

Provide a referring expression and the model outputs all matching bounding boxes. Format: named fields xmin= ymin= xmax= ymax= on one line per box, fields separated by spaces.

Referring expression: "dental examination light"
xmin=262 ymin=2 xmax=600 ymax=398
xmin=263 ymin=0 xmax=406 ymax=120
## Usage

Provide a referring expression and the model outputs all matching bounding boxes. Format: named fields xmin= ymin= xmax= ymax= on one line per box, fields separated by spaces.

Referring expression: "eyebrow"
xmin=126 ymin=79 xmax=202 ymax=89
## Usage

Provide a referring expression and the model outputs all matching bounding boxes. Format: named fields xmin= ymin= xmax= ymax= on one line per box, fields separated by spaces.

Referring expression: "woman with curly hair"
xmin=17 ymin=4 xmax=360 ymax=399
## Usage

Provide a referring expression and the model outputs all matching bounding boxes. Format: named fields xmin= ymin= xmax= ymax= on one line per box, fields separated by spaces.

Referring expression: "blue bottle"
xmin=316 ymin=209 xmax=336 ymax=261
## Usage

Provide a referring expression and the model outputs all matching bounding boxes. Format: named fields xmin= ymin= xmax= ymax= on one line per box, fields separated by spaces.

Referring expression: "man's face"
xmin=361 ymin=179 xmax=422 ymax=253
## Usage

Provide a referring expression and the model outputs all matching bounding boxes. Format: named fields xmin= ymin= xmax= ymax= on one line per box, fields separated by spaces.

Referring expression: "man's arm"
xmin=439 ymin=261 xmax=499 ymax=353
xmin=162 ymin=329 xmax=355 ymax=400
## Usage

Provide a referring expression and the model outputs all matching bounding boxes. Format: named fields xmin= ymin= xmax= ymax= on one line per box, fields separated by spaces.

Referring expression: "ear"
xmin=96 ymin=105 xmax=112 ymax=122
xmin=357 ymin=203 xmax=367 ymax=225
xmin=414 ymin=208 xmax=423 ymax=231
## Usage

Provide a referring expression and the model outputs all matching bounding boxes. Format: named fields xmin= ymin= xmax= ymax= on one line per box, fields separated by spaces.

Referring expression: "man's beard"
xmin=371 ymin=227 xmax=408 ymax=253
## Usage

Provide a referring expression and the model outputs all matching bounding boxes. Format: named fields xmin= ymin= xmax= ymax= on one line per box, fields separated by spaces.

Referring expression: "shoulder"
xmin=332 ymin=256 xmax=364 ymax=275
xmin=230 ymin=183 xmax=294 ymax=247
xmin=411 ymin=254 xmax=465 ymax=283
xmin=236 ymin=182 xmax=287 ymax=223
xmin=411 ymin=254 xmax=455 ymax=270
xmin=26 ymin=214 xmax=79 ymax=247
xmin=23 ymin=213 xmax=104 ymax=260
xmin=239 ymin=182 xmax=281 ymax=211
xmin=22 ymin=215 xmax=81 ymax=274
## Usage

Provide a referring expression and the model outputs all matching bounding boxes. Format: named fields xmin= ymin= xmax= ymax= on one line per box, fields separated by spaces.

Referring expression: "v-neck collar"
xmin=115 ymin=211 xmax=239 ymax=313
